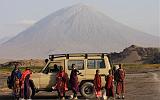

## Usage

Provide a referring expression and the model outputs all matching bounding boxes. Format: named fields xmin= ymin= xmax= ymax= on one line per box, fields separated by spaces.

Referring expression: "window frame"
xmin=67 ymin=60 xmax=84 ymax=70
xmin=87 ymin=59 xmax=106 ymax=69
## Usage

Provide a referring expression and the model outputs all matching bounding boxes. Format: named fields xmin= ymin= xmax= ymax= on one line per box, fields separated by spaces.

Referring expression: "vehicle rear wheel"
xmin=80 ymin=82 xmax=95 ymax=99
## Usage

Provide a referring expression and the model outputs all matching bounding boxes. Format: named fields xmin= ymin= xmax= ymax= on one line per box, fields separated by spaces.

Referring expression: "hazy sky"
xmin=0 ymin=0 xmax=159 ymax=40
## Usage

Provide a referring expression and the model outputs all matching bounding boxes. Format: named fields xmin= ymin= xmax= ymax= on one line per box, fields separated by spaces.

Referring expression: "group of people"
xmin=10 ymin=64 xmax=32 ymax=100
xmin=94 ymin=64 xmax=125 ymax=100
xmin=53 ymin=63 xmax=125 ymax=100
xmin=53 ymin=64 xmax=80 ymax=99
xmin=10 ymin=63 xmax=125 ymax=100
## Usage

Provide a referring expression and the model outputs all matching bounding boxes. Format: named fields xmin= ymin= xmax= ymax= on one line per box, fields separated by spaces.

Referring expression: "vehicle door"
xmin=65 ymin=59 xmax=86 ymax=81
xmin=39 ymin=61 xmax=63 ymax=89
xmin=85 ymin=59 xmax=107 ymax=86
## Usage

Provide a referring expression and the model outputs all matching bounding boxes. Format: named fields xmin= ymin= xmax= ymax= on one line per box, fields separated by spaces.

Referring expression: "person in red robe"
xmin=116 ymin=64 xmax=125 ymax=99
xmin=20 ymin=67 xmax=32 ymax=99
xmin=54 ymin=66 xmax=68 ymax=99
xmin=105 ymin=69 xmax=114 ymax=100
xmin=69 ymin=64 xmax=81 ymax=99
xmin=94 ymin=69 xmax=102 ymax=99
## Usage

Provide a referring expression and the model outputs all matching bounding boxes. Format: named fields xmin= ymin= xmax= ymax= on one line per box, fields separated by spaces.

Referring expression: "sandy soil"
xmin=0 ymin=67 xmax=160 ymax=100
xmin=125 ymin=71 xmax=160 ymax=100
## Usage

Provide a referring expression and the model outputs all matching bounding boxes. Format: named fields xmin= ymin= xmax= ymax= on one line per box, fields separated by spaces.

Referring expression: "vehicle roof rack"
xmin=49 ymin=53 xmax=108 ymax=61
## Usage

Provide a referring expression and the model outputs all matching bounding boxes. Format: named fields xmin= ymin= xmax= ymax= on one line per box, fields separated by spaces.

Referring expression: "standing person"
xmin=116 ymin=64 xmax=125 ymax=99
xmin=113 ymin=64 xmax=119 ymax=97
xmin=113 ymin=65 xmax=119 ymax=84
xmin=94 ymin=70 xmax=102 ymax=99
xmin=54 ymin=66 xmax=68 ymax=99
xmin=69 ymin=64 xmax=80 ymax=99
xmin=52 ymin=64 xmax=59 ymax=72
xmin=10 ymin=63 xmax=22 ymax=99
xmin=105 ymin=70 xmax=114 ymax=100
xmin=20 ymin=67 xmax=32 ymax=100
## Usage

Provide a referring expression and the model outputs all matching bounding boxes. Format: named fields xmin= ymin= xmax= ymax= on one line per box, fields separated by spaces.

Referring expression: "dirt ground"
xmin=125 ymin=71 xmax=160 ymax=100
xmin=0 ymin=67 xmax=160 ymax=100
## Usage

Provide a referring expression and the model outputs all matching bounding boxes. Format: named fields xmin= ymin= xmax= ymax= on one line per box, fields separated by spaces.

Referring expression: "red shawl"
xmin=94 ymin=74 xmax=101 ymax=91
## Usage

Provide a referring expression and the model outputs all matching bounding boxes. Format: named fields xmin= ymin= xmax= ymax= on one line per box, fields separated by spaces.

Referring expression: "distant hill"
xmin=1 ymin=45 xmax=160 ymax=67
xmin=0 ymin=59 xmax=44 ymax=67
xmin=0 ymin=4 xmax=159 ymax=59
xmin=0 ymin=58 xmax=13 ymax=64
xmin=109 ymin=45 xmax=160 ymax=64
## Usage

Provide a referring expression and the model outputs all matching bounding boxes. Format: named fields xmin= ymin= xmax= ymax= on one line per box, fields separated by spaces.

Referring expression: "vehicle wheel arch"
xmin=79 ymin=80 xmax=94 ymax=87
xmin=79 ymin=80 xmax=95 ymax=99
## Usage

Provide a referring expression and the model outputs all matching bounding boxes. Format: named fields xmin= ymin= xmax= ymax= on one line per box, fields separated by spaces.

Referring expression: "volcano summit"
xmin=0 ymin=4 xmax=159 ymax=59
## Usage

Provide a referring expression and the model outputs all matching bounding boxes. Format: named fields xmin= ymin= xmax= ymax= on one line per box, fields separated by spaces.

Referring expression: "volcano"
xmin=0 ymin=4 xmax=159 ymax=59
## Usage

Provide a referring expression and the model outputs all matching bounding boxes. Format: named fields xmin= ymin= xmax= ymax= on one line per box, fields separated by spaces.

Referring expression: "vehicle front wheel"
xmin=80 ymin=82 xmax=95 ymax=99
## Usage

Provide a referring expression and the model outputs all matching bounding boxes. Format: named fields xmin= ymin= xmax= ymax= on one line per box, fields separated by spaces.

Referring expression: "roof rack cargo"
xmin=49 ymin=53 xmax=108 ymax=61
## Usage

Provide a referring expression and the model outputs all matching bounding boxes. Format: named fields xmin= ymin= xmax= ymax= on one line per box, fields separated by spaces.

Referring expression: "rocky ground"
xmin=0 ymin=66 xmax=160 ymax=100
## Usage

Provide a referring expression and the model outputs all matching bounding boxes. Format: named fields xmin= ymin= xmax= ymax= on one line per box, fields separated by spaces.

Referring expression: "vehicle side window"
xmin=87 ymin=60 xmax=96 ymax=69
xmin=68 ymin=60 xmax=84 ymax=70
xmin=96 ymin=59 xmax=105 ymax=68
xmin=87 ymin=59 xmax=105 ymax=69
xmin=43 ymin=63 xmax=61 ymax=74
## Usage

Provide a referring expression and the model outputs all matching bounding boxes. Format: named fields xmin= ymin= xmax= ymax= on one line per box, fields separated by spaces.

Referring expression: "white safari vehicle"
xmin=28 ymin=53 xmax=112 ymax=98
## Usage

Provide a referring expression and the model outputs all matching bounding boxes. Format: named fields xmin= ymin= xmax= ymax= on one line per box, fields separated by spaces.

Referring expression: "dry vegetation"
xmin=123 ymin=64 xmax=160 ymax=74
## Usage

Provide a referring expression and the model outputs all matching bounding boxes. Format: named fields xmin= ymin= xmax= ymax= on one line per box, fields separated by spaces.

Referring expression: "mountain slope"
xmin=109 ymin=45 xmax=160 ymax=64
xmin=0 ymin=4 xmax=159 ymax=59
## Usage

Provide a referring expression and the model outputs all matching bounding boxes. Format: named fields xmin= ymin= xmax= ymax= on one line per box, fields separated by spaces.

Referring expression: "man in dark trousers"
xmin=116 ymin=64 xmax=125 ymax=99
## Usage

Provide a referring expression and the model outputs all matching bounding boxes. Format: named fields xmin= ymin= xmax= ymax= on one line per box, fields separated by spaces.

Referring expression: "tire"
xmin=80 ymin=82 xmax=95 ymax=99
